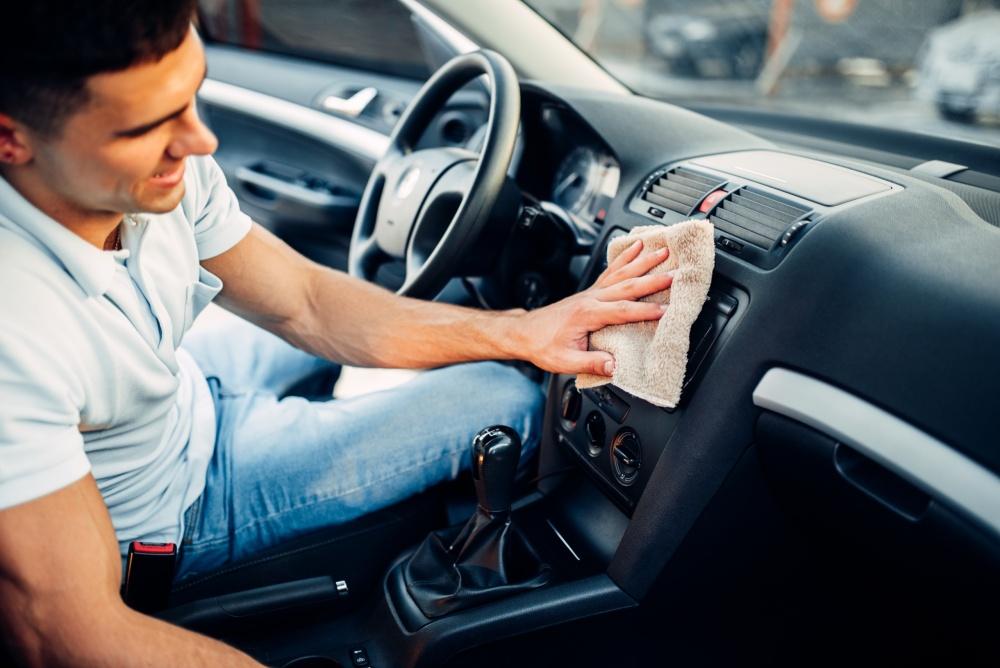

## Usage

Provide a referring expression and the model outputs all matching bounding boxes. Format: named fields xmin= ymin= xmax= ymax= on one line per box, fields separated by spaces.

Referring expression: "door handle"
xmin=833 ymin=443 xmax=931 ymax=521
xmin=320 ymin=87 xmax=378 ymax=118
xmin=235 ymin=166 xmax=358 ymax=210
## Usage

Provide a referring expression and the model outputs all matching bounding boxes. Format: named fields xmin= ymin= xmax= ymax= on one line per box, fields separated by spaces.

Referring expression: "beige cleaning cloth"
xmin=576 ymin=220 xmax=715 ymax=408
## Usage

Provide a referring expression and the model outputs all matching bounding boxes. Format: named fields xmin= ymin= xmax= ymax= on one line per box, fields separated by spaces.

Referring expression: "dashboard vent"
xmin=710 ymin=187 xmax=810 ymax=249
xmin=642 ymin=167 xmax=724 ymax=215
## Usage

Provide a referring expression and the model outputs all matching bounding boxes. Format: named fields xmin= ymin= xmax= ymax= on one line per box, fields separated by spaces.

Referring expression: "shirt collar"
xmin=0 ymin=174 xmax=147 ymax=297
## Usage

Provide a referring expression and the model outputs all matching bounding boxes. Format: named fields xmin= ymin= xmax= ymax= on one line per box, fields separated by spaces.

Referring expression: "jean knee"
xmin=477 ymin=362 xmax=545 ymax=453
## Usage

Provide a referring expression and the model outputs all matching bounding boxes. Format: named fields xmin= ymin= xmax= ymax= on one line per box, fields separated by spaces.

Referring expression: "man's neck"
xmin=0 ymin=164 xmax=122 ymax=249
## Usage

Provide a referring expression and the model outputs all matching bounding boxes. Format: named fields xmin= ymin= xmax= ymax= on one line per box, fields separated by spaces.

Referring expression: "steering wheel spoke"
xmin=356 ymin=234 xmax=388 ymax=275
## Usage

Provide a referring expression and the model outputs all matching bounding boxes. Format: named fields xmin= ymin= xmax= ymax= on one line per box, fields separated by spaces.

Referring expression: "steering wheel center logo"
xmin=395 ymin=166 xmax=421 ymax=200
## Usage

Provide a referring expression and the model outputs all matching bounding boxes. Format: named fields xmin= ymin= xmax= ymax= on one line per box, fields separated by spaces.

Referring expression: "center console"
xmin=553 ymin=282 xmax=747 ymax=511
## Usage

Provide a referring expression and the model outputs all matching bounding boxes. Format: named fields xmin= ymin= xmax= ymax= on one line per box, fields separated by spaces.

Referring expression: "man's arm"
xmin=203 ymin=224 xmax=672 ymax=376
xmin=0 ymin=476 xmax=261 ymax=667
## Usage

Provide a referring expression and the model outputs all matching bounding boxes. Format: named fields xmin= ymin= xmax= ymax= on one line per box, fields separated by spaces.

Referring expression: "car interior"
xmin=78 ymin=1 xmax=1000 ymax=666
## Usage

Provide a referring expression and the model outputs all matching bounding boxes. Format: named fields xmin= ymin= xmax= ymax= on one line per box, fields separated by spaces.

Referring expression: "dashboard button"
xmin=714 ymin=293 xmax=738 ymax=317
xmin=582 ymin=386 xmax=630 ymax=423
xmin=698 ymin=188 xmax=728 ymax=213
xmin=716 ymin=236 xmax=744 ymax=253
xmin=647 ymin=206 xmax=666 ymax=218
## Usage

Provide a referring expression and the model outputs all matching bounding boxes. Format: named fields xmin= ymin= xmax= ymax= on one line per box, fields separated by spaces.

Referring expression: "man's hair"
xmin=0 ymin=1 xmax=198 ymax=137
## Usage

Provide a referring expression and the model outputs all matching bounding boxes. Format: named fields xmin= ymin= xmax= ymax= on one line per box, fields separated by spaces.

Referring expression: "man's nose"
xmin=166 ymin=106 xmax=218 ymax=159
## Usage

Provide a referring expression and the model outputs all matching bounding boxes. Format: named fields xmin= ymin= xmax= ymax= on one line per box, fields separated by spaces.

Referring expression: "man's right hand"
xmin=512 ymin=239 xmax=674 ymax=377
xmin=0 ymin=475 xmax=261 ymax=667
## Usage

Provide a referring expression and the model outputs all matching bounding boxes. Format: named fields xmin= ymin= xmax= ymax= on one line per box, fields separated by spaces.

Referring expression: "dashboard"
xmin=504 ymin=82 xmax=1000 ymax=660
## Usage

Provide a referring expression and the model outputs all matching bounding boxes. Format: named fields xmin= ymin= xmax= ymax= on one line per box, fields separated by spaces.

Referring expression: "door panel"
xmin=198 ymin=73 xmax=391 ymax=268
xmin=197 ymin=17 xmax=488 ymax=271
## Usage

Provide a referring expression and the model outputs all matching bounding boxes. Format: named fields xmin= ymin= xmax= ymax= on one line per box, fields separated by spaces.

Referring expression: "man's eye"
xmin=121 ymin=127 xmax=155 ymax=138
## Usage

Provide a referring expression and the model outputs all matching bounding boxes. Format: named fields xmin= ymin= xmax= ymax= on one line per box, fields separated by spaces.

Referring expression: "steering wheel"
xmin=348 ymin=50 xmax=521 ymax=298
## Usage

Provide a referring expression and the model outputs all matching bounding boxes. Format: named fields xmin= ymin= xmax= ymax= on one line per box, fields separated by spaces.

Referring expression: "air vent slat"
xmin=640 ymin=166 xmax=723 ymax=215
xmin=665 ymin=172 xmax=719 ymax=192
xmin=738 ymin=189 xmax=808 ymax=218
xmin=719 ymin=201 xmax=790 ymax=234
xmin=672 ymin=168 xmax=721 ymax=188
xmin=651 ymin=180 xmax=702 ymax=201
xmin=643 ymin=190 xmax=690 ymax=213
xmin=709 ymin=185 xmax=813 ymax=252
xmin=712 ymin=209 xmax=779 ymax=248
xmin=729 ymin=193 xmax=801 ymax=223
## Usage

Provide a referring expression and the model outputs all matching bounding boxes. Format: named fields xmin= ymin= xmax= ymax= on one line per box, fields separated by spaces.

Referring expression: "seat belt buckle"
xmin=123 ymin=541 xmax=176 ymax=613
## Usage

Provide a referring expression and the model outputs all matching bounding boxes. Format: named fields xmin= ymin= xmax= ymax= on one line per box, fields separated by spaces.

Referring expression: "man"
xmin=0 ymin=2 xmax=672 ymax=665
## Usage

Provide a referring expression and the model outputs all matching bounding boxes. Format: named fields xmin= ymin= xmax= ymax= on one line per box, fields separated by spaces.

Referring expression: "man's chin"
xmin=135 ymin=181 xmax=186 ymax=215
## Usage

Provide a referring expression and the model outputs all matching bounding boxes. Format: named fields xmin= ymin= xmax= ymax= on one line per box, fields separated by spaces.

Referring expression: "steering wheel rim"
xmin=348 ymin=49 xmax=520 ymax=298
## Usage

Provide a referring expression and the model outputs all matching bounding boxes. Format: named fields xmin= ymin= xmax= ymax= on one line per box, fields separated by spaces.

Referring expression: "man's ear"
xmin=0 ymin=114 xmax=34 ymax=166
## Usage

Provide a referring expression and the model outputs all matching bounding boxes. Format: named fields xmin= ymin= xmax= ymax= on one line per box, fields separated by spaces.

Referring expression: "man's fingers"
xmin=566 ymin=350 xmax=616 ymax=377
xmin=601 ymin=246 xmax=670 ymax=287
xmin=591 ymin=299 xmax=666 ymax=327
xmin=596 ymin=273 xmax=673 ymax=302
xmin=594 ymin=239 xmax=643 ymax=287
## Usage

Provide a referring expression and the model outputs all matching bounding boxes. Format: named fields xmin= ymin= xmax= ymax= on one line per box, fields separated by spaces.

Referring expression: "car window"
xmin=197 ymin=0 xmax=430 ymax=80
xmin=525 ymin=0 xmax=1000 ymax=148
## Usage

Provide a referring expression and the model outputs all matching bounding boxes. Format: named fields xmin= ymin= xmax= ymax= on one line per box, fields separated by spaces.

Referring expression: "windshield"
xmin=525 ymin=0 xmax=1000 ymax=148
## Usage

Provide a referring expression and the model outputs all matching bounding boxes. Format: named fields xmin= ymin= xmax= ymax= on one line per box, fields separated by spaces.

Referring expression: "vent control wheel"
xmin=610 ymin=429 xmax=642 ymax=486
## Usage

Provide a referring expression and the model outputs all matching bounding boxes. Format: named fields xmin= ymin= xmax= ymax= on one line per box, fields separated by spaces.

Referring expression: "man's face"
xmin=27 ymin=27 xmax=217 ymax=220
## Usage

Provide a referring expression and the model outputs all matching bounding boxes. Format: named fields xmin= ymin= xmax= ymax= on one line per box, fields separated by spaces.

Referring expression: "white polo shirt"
xmin=0 ymin=155 xmax=252 ymax=552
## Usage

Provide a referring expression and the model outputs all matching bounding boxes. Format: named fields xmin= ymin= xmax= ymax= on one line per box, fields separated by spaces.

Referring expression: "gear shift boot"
xmin=403 ymin=426 xmax=552 ymax=619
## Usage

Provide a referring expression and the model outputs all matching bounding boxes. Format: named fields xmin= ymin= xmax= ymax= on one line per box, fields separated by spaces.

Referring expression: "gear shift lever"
xmin=472 ymin=425 xmax=521 ymax=516
xmin=402 ymin=425 xmax=551 ymax=619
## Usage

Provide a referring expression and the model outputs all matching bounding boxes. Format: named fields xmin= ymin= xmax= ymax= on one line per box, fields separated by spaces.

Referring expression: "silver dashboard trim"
xmin=753 ymin=367 xmax=1000 ymax=541
xmin=198 ymin=79 xmax=390 ymax=162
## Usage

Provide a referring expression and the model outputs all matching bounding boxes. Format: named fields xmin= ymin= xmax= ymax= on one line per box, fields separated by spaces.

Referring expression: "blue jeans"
xmin=174 ymin=312 xmax=544 ymax=583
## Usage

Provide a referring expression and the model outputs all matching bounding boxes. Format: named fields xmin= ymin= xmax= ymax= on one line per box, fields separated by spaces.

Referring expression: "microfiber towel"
xmin=576 ymin=220 xmax=715 ymax=408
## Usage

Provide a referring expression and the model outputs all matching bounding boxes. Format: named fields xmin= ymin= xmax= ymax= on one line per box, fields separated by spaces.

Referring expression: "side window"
xmin=197 ymin=0 xmax=430 ymax=80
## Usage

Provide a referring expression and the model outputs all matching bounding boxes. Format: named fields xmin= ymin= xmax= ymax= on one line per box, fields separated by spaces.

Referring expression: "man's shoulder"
xmin=179 ymin=155 xmax=225 ymax=222
xmin=0 ymin=226 xmax=65 ymax=288
xmin=0 ymin=228 xmax=87 ymax=331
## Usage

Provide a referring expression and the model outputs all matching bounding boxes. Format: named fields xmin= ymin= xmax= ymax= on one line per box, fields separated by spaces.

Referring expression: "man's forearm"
xmin=19 ymin=604 xmax=261 ymax=667
xmin=282 ymin=263 xmax=525 ymax=369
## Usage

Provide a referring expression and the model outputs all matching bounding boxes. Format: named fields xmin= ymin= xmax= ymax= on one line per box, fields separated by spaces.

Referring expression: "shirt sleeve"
xmin=0 ymin=334 xmax=90 ymax=509
xmin=187 ymin=155 xmax=253 ymax=260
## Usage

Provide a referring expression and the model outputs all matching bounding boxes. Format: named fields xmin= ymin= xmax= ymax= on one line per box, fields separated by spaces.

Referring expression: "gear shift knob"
xmin=472 ymin=425 xmax=522 ymax=515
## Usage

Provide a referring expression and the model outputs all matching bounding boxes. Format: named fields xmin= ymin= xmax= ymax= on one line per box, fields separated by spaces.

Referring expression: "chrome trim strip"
xmin=198 ymin=79 xmax=390 ymax=161
xmin=546 ymin=519 xmax=581 ymax=561
xmin=753 ymin=367 xmax=1000 ymax=541
xmin=401 ymin=0 xmax=478 ymax=54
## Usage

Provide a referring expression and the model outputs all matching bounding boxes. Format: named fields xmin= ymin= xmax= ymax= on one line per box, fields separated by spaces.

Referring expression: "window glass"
xmin=198 ymin=0 xmax=430 ymax=79
xmin=526 ymin=0 xmax=1000 ymax=147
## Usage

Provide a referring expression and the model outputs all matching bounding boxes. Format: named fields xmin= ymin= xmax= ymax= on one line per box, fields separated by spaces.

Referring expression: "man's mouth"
xmin=149 ymin=162 xmax=185 ymax=188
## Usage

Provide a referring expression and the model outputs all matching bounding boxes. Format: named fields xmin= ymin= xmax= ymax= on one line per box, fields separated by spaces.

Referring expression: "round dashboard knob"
xmin=610 ymin=429 xmax=642 ymax=486
xmin=560 ymin=380 xmax=581 ymax=427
